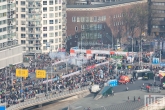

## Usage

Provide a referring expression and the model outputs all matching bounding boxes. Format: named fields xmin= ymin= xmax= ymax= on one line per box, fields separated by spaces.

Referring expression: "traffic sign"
xmin=36 ymin=70 xmax=46 ymax=78
xmin=16 ymin=69 xmax=28 ymax=77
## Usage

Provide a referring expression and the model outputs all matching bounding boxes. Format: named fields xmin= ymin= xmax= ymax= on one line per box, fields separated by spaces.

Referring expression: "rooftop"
xmin=67 ymin=0 xmax=145 ymax=9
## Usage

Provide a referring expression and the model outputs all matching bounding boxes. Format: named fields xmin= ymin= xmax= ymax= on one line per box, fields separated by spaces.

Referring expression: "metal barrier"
xmin=7 ymin=86 xmax=90 ymax=110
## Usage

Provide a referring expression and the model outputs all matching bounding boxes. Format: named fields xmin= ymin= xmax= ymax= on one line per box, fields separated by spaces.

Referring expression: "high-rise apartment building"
xmin=0 ymin=0 xmax=16 ymax=47
xmin=16 ymin=0 xmax=66 ymax=53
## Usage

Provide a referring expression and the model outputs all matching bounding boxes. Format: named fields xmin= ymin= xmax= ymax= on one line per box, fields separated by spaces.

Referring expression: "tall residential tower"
xmin=16 ymin=0 xmax=66 ymax=53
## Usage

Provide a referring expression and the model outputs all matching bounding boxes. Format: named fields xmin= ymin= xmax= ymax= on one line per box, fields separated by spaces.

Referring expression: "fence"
xmin=7 ymin=86 xmax=90 ymax=110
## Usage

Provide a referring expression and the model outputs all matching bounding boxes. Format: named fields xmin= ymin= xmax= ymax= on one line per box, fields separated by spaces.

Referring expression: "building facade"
xmin=0 ymin=0 xmax=16 ymax=48
xmin=66 ymin=0 xmax=147 ymax=51
xmin=148 ymin=0 xmax=165 ymax=38
xmin=16 ymin=0 xmax=66 ymax=53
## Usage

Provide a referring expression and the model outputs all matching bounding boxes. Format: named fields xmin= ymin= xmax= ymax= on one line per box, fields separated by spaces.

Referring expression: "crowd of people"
xmin=0 ymin=52 xmax=164 ymax=108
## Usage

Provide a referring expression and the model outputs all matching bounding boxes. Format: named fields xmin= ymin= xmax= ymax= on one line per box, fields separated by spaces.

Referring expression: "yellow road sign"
xmin=16 ymin=69 xmax=28 ymax=77
xmin=36 ymin=70 xmax=46 ymax=78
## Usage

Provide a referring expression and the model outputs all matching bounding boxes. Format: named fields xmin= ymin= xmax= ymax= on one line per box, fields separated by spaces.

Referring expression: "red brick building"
xmin=66 ymin=0 xmax=147 ymax=51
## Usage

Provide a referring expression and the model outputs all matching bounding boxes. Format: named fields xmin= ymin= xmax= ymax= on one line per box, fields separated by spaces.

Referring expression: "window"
xmin=49 ymin=26 xmax=54 ymax=31
xmin=55 ymin=26 xmax=58 ymax=30
xmin=21 ymin=27 xmax=25 ymax=31
xmin=55 ymin=19 xmax=58 ymax=24
xmin=55 ymin=0 xmax=58 ymax=4
xmin=21 ymin=34 xmax=26 ymax=38
xmin=59 ymin=38 xmax=61 ymax=42
xmin=49 ymin=20 xmax=53 ymax=24
xmin=43 ymin=20 xmax=47 ymax=25
xmin=90 ymin=17 xmax=93 ymax=22
xmin=55 ymin=13 xmax=58 ymax=17
xmin=55 ymin=6 xmax=58 ymax=11
xmin=49 ymin=7 xmax=53 ymax=11
xmin=43 ymin=34 xmax=47 ymax=38
xmin=81 ymin=25 xmax=84 ymax=30
xmin=59 ymin=6 xmax=61 ymax=10
xmin=21 ymin=21 xmax=25 ymax=25
xmin=21 ymin=1 xmax=25 ymax=5
xmin=49 ymin=1 xmax=53 ymax=5
xmin=21 ymin=8 xmax=25 ymax=12
xmin=43 ymin=40 xmax=47 ymax=44
xmin=43 ymin=14 xmax=47 ymax=18
xmin=59 ymin=12 xmax=61 ymax=17
xmin=75 ymin=26 xmax=78 ymax=31
xmin=21 ymin=14 xmax=25 ymax=18
xmin=59 ymin=31 xmax=61 ymax=36
xmin=59 ymin=25 xmax=61 ymax=29
xmin=16 ymin=27 xmax=18 ymax=31
xmin=55 ymin=38 xmax=58 ymax=43
xmin=43 ymin=27 xmax=47 ymax=31
xmin=81 ymin=17 xmax=85 ymax=22
xmin=43 ymin=1 xmax=47 ymax=5
xmin=55 ymin=45 xmax=58 ymax=50
xmin=72 ymin=17 xmax=76 ymax=22
xmin=21 ymin=40 xmax=25 ymax=44
xmin=16 ymin=1 xmax=18 ymax=4
xmin=49 ymin=39 xmax=54 ymax=43
xmin=43 ymin=7 xmax=47 ymax=12
xmin=49 ymin=13 xmax=54 ymax=18
xmin=55 ymin=32 xmax=58 ymax=37
xmin=77 ymin=17 xmax=80 ymax=22
xmin=49 ymin=33 xmax=54 ymax=37
xmin=43 ymin=46 xmax=47 ymax=50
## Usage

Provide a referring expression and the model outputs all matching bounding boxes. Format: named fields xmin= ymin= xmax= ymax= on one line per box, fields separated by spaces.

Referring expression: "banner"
xmin=36 ymin=70 xmax=46 ymax=78
xmin=86 ymin=65 xmax=95 ymax=70
xmin=155 ymin=41 xmax=158 ymax=49
xmin=163 ymin=42 xmax=165 ymax=52
xmin=16 ymin=69 xmax=28 ymax=77
xmin=160 ymin=42 xmax=162 ymax=50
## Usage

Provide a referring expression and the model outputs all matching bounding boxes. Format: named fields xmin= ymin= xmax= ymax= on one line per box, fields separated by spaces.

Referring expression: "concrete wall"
xmin=0 ymin=45 xmax=23 ymax=69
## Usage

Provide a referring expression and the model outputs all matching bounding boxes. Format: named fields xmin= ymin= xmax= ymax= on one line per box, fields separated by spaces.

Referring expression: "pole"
xmin=11 ymin=72 xmax=13 ymax=86
xmin=108 ymin=44 xmax=110 ymax=74
xmin=5 ymin=68 xmax=7 ymax=107
xmin=46 ymin=74 xmax=48 ymax=94
xmin=160 ymin=49 xmax=161 ymax=63
xmin=35 ymin=53 xmax=36 ymax=68
xmin=132 ymin=38 xmax=133 ymax=65
xmin=112 ymin=35 xmax=113 ymax=49
xmin=81 ymin=35 xmax=83 ymax=74
xmin=141 ymin=39 xmax=143 ymax=69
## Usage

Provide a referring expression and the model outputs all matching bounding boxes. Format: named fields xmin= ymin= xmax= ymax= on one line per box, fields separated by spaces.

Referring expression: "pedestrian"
xmin=128 ymin=96 xmax=129 ymax=101
xmin=138 ymin=96 xmax=140 ymax=101
xmin=134 ymin=96 xmax=136 ymax=102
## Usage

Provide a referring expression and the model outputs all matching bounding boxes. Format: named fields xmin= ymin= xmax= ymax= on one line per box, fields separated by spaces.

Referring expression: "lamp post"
xmin=108 ymin=44 xmax=110 ymax=74
xmin=131 ymin=37 xmax=133 ymax=65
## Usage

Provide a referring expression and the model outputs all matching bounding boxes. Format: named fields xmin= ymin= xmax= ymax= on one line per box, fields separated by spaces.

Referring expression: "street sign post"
xmin=16 ymin=69 xmax=28 ymax=77
xmin=36 ymin=70 xmax=46 ymax=78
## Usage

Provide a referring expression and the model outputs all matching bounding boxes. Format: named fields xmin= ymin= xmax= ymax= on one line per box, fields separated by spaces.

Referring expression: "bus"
xmin=133 ymin=69 xmax=154 ymax=80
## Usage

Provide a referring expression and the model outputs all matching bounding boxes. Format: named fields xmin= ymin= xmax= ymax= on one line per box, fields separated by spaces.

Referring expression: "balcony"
xmin=7 ymin=0 xmax=13 ymax=4
xmin=26 ymin=30 xmax=42 ymax=34
xmin=27 ymin=0 xmax=41 ymax=2
xmin=26 ymin=50 xmax=42 ymax=53
xmin=26 ymin=37 xmax=41 ymax=40
xmin=34 ymin=43 xmax=41 ymax=47
xmin=26 ymin=44 xmax=35 ymax=47
xmin=26 ymin=24 xmax=42 ymax=27
xmin=26 ymin=10 xmax=42 ymax=14
xmin=26 ymin=17 xmax=42 ymax=21
xmin=152 ymin=28 xmax=165 ymax=32
xmin=26 ymin=4 xmax=41 ymax=8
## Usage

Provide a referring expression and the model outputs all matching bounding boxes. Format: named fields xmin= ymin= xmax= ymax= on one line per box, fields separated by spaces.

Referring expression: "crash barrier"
xmin=139 ymin=97 xmax=165 ymax=110
xmin=43 ymin=61 xmax=110 ymax=84
xmin=149 ymin=87 xmax=160 ymax=93
xmin=7 ymin=86 xmax=90 ymax=110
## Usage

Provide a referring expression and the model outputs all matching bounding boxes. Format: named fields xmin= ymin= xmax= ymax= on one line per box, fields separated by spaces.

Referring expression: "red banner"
xmin=86 ymin=65 xmax=95 ymax=70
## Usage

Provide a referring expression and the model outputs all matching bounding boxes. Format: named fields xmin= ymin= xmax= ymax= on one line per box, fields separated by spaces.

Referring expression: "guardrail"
xmin=7 ymin=86 xmax=90 ymax=110
xmin=139 ymin=97 xmax=165 ymax=110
